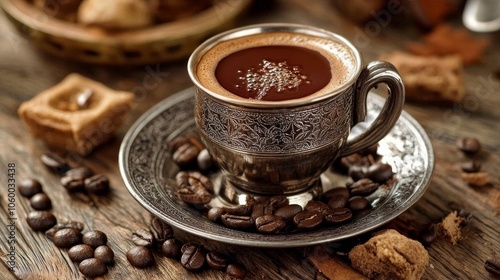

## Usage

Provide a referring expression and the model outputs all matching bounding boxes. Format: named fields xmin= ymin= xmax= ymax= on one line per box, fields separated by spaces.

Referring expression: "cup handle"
xmin=340 ymin=61 xmax=405 ymax=157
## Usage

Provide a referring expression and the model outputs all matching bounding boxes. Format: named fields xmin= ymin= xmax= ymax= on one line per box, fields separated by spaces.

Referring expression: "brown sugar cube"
xmin=349 ymin=229 xmax=429 ymax=280
xmin=18 ymin=73 xmax=134 ymax=156
xmin=380 ymin=51 xmax=464 ymax=103
xmin=461 ymin=172 xmax=490 ymax=187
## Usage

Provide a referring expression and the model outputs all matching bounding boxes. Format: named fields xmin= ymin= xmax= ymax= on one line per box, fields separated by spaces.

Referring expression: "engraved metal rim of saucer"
xmin=119 ymin=87 xmax=435 ymax=248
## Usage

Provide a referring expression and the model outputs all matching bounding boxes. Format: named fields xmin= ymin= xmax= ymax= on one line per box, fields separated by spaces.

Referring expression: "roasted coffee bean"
xmin=61 ymin=167 xmax=93 ymax=192
xmin=126 ymin=246 xmax=155 ymax=268
xmin=322 ymin=187 xmax=350 ymax=203
xmin=78 ymin=258 xmax=107 ymax=277
xmin=274 ymin=204 xmax=302 ymax=223
xmin=94 ymin=245 xmax=114 ymax=264
xmin=181 ymin=244 xmax=205 ymax=272
xmin=365 ymin=162 xmax=393 ymax=183
xmin=457 ymin=137 xmax=481 ymax=155
xmin=485 ymin=256 xmax=500 ymax=277
xmin=251 ymin=204 xmax=274 ymax=220
xmin=170 ymin=136 xmax=190 ymax=153
xmin=304 ymin=200 xmax=329 ymax=214
xmin=150 ymin=217 xmax=173 ymax=244
xmin=348 ymin=165 xmax=367 ymax=181
xmin=84 ymin=174 xmax=110 ymax=194
xmin=221 ymin=214 xmax=254 ymax=230
xmin=27 ymin=211 xmax=57 ymax=231
xmin=255 ymin=215 xmax=286 ymax=234
xmin=187 ymin=171 xmax=213 ymax=193
xmin=348 ymin=178 xmax=380 ymax=196
xmin=324 ymin=208 xmax=353 ymax=224
xmin=197 ymin=149 xmax=214 ymax=171
xmin=327 ymin=193 xmax=349 ymax=209
xmin=208 ymin=207 xmax=225 ymax=222
xmin=30 ymin=193 xmax=52 ymax=210
xmin=461 ymin=160 xmax=481 ymax=173
xmin=177 ymin=187 xmax=212 ymax=205
xmin=45 ymin=221 xmax=84 ymax=241
xmin=18 ymin=179 xmax=43 ymax=198
xmin=347 ymin=196 xmax=369 ymax=211
xmin=132 ymin=229 xmax=155 ymax=247
xmin=173 ymin=143 xmax=200 ymax=167
xmin=293 ymin=211 xmax=323 ymax=230
xmin=224 ymin=205 xmax=252 ymax=216
xmin=268 ymin=195 xmax=289 ymax=209
xmin=41 ymin=152 xmax=69 ymax=174
xmin=226 ymin=263 xmax=247 ymax=279
xmin=53 ymin=228 xmax=83 ymax=248
xmin=206 ymin=251 xmax=229 ymax=270
xmin=339 ymin=153 xmax=363 ymax=170
xmin=420 ymin=223 xmax=438 ymax=246
xmin=161 ymin=239 xmax=183 ymax=259
xmin=83 ymin=230 xmax=107 ymax=248
xmin=175 ymin=171 xmax=190 ymax=187
xmin=68 ymin=244 xmax=94 ymax=262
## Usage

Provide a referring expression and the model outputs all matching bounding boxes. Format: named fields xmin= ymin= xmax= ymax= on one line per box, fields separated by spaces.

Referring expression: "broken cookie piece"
xmin=18 ymin=73 xmax=134 ymax=156
xmin=349 ymin=229 xmax=429 ymax=280
xmin=77 ymin=0 xmax=153 ymax=30
xmin=381 ymin=51 xmax=464 ymax=103
xmin=438 ymin=211 xmax=466 ymax=245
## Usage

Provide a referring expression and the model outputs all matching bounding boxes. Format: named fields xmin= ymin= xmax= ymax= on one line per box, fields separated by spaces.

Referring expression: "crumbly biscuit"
xmin=438 ymin=211 xmax=464 ymax=245
xmin=349 ymin=229 xmax=429 ymax=280
xmin=18 ymin=73 xmax=134 ymax=155
xmin=77 ymin=0 xmax=153 ymax=30
xmin=381 ymin=51 xmax=464 ymax=103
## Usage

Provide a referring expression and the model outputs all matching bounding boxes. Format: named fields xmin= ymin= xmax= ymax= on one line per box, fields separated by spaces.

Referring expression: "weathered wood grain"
xmin=1 ymin=0 xmax=499 ymax=279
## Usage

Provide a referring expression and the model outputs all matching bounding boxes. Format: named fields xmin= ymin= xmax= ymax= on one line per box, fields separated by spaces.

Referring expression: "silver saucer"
xmin=119 ymin=87 xmax=434 ymax=248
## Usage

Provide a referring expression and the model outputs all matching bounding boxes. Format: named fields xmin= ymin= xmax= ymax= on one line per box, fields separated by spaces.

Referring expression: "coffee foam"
xmin=196 ymin=32 xmax=356 ymax=101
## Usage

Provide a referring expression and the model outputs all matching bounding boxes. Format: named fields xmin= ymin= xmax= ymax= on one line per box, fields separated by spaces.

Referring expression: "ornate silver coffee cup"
xmin=188 ymin=23 xmax=404 ymax=198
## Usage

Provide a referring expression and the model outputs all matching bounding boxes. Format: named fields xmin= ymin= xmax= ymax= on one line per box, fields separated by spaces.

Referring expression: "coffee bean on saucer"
xmin=94 ymin=245 xmax=114 ymax=264
xmin=226 ymin=263 xmax=247 ymax=279
xmin=18 ymin=179 xmax=43 ymax=198
xmin=83 ymin=230 xmax=107 ymax=248
xmin=348 ymin=178 xmax=380 ymax=196
xmin=150 ymin=217 xmax=173 ymax=245
xmin=251 ymin=204 xmax=273 ymax=220
xmin=78 ymin=258 xmax=107 ymax=277
xmin=347 ymin=196 xmax=369 ymax=212
xmin=322 ymin=187 xmax=350 ymax=203
xmin=457 ymin=137 xmax=481 ymax=155
xmin=339 ymin=153 xmax=363 ymax=170
xmin=304 ymin=200 xmax=329 ymax=214
xmin=274 ymin=204 xmax=302 ymax=223
xmin=206 ymin=251 xmax=229 ymax=270
xmin=30 ymin=193 xmax=52 ymax=210
xmin=293 ymin=211 xmax=323 ymax=230
xmin=461 ymin=160 xmax=481 ymax=173
xmin=348 ymin=165 xmax=367 ymax=181
xmin=324 ymin=208 xmax=353 ymax=224
xmin=132 ymin=229 xmax=155 ymax=247
xmin=268 ymin=195 xmax=289 ymax=209
xmin=223 ymin=205 xmax=252 ymax=216
xmin=221 ymin=214 xmax=254 ymax=230
xmin=68 ymin=244 xmax=94 ymax=262
xmin=84 ymin=174 xmax=110 ymax=194
xmin=61 ymin=167 xmax=93 ymax=192
xmin=365 ymin=162 xmax=393 ymax=183
xmin=161 ymin=239 xmax=183 ymax=259
xmin=177 ymin=187 xmax=212 ymax=205
xmin=45 ymin=221 xmax=84 ymax=241
xmin=327 ymin=192 xmax=350 ymax=209
xmin=485 ymin=256 xmax=500 ymax=277
xmin=173 ymin=143 xmax=200 ymax=168
xmin=208 ymin=207 xmax=225 ymax=222
xmin=52 ymin=228 xmax=83 ymax=248
xmin=255 ymin=215 xmax=286 ymax=234
xmin=127 ymin=246 xmax=155 ymax=268
xmin=181 ymin=244 xmax=205 ymax=272
xmin=197 ymin=149 xmax=214 ymax=171
xmin=41 ymin=152 xmax=69 ymax=175
xmin=27 ymin=211 xmax=57 ymax=231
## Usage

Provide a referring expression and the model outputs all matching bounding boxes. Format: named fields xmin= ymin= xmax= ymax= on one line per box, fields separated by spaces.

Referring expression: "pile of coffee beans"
xmin=169 ymin=135 xmax=393 ymax=234
xmin=456 ymin=137 xmax=490 ymax=187
xmin=41 ymin=151 xmax=110 ymax=194
xmin=19 ymin=179 xmax=58 ymax=232
xmin=126 ymin=216 xmax=247 ymax=278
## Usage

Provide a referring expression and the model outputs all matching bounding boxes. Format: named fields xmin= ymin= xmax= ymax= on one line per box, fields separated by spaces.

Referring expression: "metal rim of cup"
xmin=187 ymin=23 xmax=363 ymax=108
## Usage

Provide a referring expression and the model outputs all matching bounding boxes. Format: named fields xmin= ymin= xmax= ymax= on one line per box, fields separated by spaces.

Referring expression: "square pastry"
xmin=19 ymin=73 xmax=134 ymax=155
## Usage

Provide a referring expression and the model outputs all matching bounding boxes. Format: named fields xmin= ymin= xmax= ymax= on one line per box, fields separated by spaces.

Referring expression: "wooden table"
xmin=1 ymin=1 xmax=499 ymax=279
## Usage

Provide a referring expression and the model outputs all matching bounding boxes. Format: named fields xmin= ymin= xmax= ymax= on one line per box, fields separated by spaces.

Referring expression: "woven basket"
xmin=0 ymin=0 xmax=252 ymax=65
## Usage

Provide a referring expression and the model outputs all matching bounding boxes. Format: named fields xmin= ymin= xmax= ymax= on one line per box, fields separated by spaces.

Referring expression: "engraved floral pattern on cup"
xmin=197 ymin=91 xmax=352 ymax=154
